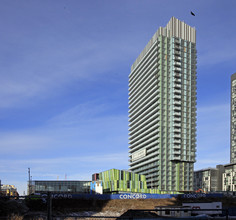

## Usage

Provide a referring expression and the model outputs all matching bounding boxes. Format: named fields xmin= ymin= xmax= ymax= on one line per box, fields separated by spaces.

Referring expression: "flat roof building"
xmin=30 ymin=180 xmax=91 ymax=195
xmin=194 ymin=163 xmax=236 ymax=193
xmin=99 ymin=168 xmax=152 ymax=194
xmin=129 ymin=17 xmax=197 ymax=192
xmin=222 ymin=162 xmax=236 ymax=191
xmin=194 ymin=165 xmax=224 ymax=192
xmin=194 ymin=73 xmax=236 ymax=193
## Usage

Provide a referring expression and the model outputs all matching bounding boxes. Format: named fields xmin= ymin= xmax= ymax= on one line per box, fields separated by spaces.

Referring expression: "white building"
xmin=194 ymin=165 xmax=224 ymax=192
xmin=222 ymin=163 xmax=236 ymax=191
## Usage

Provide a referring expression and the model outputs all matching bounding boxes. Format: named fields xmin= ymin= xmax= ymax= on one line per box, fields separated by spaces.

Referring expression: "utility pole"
xmin=28 ymin=168 xmax=31 ymax=195
xmin=47 ymin=192 xmax=52 ymax=220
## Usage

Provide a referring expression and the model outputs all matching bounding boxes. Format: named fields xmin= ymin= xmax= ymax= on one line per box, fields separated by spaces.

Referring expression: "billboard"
xmin=39 ymin=193 xmax=175 ymax=200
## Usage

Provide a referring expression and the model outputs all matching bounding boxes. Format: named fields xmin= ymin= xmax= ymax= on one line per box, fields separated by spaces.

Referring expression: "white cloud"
xmin=0 ymin=30 xmax=134 ymax=109
xmin=0 ymin=152 xmax=129 ymax=195
xmin=0 ymin=100 xmax=129 ymax=195
xmin=0 ymin=99 xmax=128 ymax=156
xmin=47 ymin=101 xmax=111 ymax=127
xmin=0 ymin=153 xmax=128 ymax=171
xmin=0 ymin=133 xmax=53 ymax=155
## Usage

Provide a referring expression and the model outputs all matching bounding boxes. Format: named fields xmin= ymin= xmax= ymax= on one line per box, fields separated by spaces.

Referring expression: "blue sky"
xmin=0 ymin=0 xmax=236 ymax=195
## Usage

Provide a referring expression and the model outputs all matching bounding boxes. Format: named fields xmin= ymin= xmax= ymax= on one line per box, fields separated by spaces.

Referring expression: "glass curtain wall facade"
xmin=31 ymin=181 xmax=91 ymax=194
xmin=129 ymin=17 xmax=197 ymax=192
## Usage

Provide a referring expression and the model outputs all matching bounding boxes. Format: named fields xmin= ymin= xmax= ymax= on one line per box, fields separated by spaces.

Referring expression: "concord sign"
xmin=119 ymin=193 xmax=147 ymax=199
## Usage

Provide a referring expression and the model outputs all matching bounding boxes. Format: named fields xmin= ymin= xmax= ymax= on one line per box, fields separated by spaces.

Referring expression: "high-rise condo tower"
xmin=128 ymin=17 xmax=197 ymax=192
xmin=231 ymin=73 xmax=236 ymax=163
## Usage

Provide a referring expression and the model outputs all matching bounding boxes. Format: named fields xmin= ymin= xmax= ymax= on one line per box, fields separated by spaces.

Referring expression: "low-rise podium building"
xmin=29 ymin=180 xmax=91 ymax=194
xmin=194 ymin=165 xmax=224 ymax=192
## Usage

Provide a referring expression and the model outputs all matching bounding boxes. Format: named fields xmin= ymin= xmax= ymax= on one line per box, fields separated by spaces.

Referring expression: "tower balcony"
xmin=191 ymin=91 xmax=197 ymax=96
xmin=174 ymin=84 xmax=181 ymax=89
xmin=173 ymin=127 xmax=181 ymax=133
xmin=129 ymin=70 xmax=158 ymax=101
xmin=129 ymin=104 xmax=159 ymax=132
xmin=173 ymin=100 xmax=181 ymax=105
xmin=129 ymin=93 xmax=159 ymax=116
xmin=129 ymin=51 xmax=158 ymax=85
xmin=174 ymin=56 xmax=181 ymax=62
xmin=129 ymin=84 xmax=158 ymax=109
xmin=173 ymin=66 xmax=181 ymax=71
xmin=174 ymin=73 xmax=181 ymax=79
xmin=174 ymin=133 xmax=181 ymax=138
xmin=129 ymin=130 xmax=159 ymax=148
xmin=129 ymin=76 xmax=157 ymax=102
xmin=174 ymin=50 xmax=181 ymax=56
xmin=171 ymin=154 xmax=181 ymax=161
xmin=173 ymin=118 xmax=181 ymax=124
xmin=129 ymin=139 xmax=159 ymax=153
xmin=130 ymin=155 xmax=159 ymax=169
xmin=175 ymin=47 xmax=181 ymax=52
xmin=129 ymin=48 xmax=159 ymax=80
xmin=174 ymin=78 xmax=182 ymax=83
xmin=129 ymin=134 xmax=159 ymax=153
xmin=174 ymin=41 xmax=180 ymax=46
xmin=173 ymin=94 xmax=181 ymax=100
xmin=173 ymin=105 xmax=181 ymax=111
xmin=130 ymin=151 xmax=159 ymax=166
xmin=174 ymin=139 xmax=181 ymax=144
xmin=129 ymin=109 xmax=159 ymax=131
xmin=129 ymin=59 xmax=158 ymax=94
xmin=173 ymin=86 xmax=181 ymax=90
xmin=174 ymin=63 xmax=181 ymax=68
xmin=173 ymin=111 xmax=181 ymax=116
xmin=129 ymin=122 xmax=159 ymax=143
xmin=174 ymin=121 xmax=181 ymax=127
xmin=129 ymin=116 xmax=159 ymax=137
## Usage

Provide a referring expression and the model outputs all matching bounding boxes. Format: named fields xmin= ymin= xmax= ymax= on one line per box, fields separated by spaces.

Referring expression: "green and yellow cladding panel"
xmin=99 ymin=169 xmax=147 ymax=193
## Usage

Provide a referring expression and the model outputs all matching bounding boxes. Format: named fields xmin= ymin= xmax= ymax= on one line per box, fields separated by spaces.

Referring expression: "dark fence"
xmin=35 ymin=192 xmax=224 ymax=200
xmin=0 ymin=193 xmax=232 ymax=220
xmin=38 ymin=193 xmax=174 ymax=200
xmin=0 ymin=192 xmax=225 ymax=200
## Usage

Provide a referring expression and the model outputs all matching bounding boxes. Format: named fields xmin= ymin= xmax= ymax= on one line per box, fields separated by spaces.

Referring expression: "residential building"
xmin=1 ymin=184 xmax=18 ymax=196
xmin=129 ymin=17 xmax=197 ymax=192
xmin=193 ymin=72 xmax=236 ymax=193
xmin=231 ymin=73 xmax=236 ymax=163
xmin=222 ymin=163 xmax=236 ymax=191
xmin=194 ymin=162 xmax=236 ymax=193
xmin=194 ymin=165 xmax=224 ymax=192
